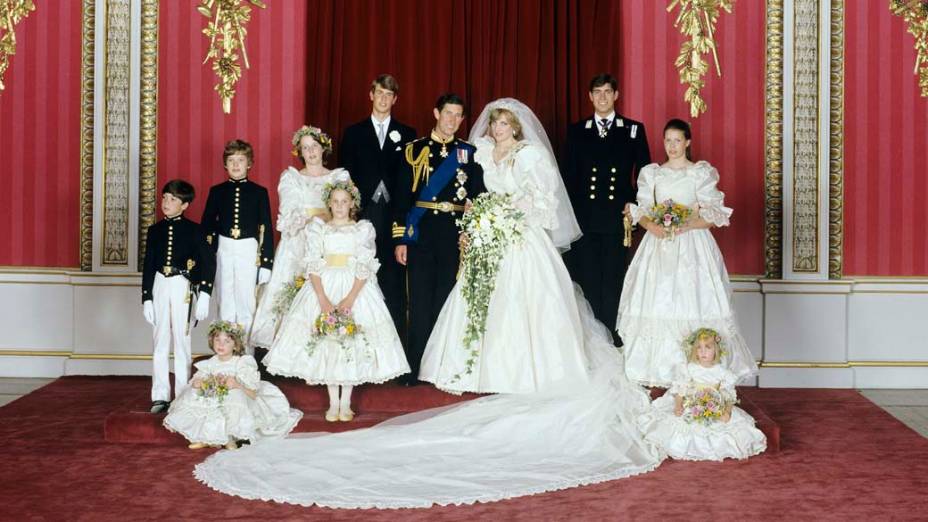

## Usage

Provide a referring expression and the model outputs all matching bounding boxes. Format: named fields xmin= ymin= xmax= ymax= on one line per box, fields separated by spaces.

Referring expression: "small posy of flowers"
xmin=197 ymin=374 xmax=230 ymax=403
xmin=682 ymin=386 xmax=733 ymax=425
xmin=453 ymin=192 xmax=525 ymax=379
xmin=649 ymin=199 xmax=692 ymax=240
xmin=305 ymin=310 xmax=366 ymax=360
xmin=273 ymin=275 xmax=306 ymax=318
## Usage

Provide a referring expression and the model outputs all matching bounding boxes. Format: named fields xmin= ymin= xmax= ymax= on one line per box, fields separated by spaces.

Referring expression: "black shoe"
xmin=150 ymin=400 xmax=170 ymax=414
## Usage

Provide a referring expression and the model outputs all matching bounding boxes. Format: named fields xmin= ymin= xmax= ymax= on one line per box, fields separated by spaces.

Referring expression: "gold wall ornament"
xmin=0 ymin=0 xmax=36 ymax=91
xmin=198 ymin=0 xmax=266 ymax=114
xmin=891 ymin=0 xmax=928 ymax=96
xmin=667 ymin=0 xmax=735 ymax=118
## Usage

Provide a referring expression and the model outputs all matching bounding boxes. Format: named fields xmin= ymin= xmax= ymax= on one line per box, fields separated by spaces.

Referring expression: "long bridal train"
xmin=194 ymin=289 xmax=665 ymax=509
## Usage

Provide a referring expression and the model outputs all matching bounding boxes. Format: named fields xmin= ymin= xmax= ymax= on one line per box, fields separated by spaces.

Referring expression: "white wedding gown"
xmin=194 ymin=102 xmax=665 ymax=509
xmin=420 ymin=139 xmax=589 ymax=394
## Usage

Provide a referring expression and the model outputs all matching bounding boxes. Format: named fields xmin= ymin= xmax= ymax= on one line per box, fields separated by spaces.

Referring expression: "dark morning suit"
xmin=564 ymin=114 xmax=651 ymax=339
xmin=340 ymin=117 xmax=417 ymax=346
xmin=392 ymin=135 xmax=486 ymax=380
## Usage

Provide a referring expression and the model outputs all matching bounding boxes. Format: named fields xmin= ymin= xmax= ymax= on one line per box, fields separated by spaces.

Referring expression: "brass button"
xmin=590 ymin=185 xmax=596 ymax=190
xmin=589 ymin=194 xmax=595 ymax=200
xmin=609 ymin=185 xmax=615 ymax=190
xmin=610 ymin=177 xmax=616 ymax=182
xmin=609 ymin=195 xmax=615 ymax=200
xmin=592 ymin=167 xmax=598 ymax=173
xmin=611 ymin=167 xmax=616 ymax=173
xmin=591 ymin=176 xmax=597 ymax=182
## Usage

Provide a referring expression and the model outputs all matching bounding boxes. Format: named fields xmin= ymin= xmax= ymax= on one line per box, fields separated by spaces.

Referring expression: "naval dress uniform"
xmin=341 ymin=115 xmax=417 ymax=345
xmin=142 ymin=214 xmax=216 ymax=403
xmin=391 ymin=132 xmax=485 ymax=381
xmin=564 ymin=113 xmax=650 ymax=339
xmin=201 ymin=177 xmax=275 ymax=341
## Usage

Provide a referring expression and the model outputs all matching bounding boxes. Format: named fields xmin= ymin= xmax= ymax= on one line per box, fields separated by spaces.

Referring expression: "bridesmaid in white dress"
xmin=420 ymin=99 xmax=589 ymax=394
xmin=249 ymin=126 xmax=350 ymax=350
xmin=617 ymin=119 xmax=757 ymax=387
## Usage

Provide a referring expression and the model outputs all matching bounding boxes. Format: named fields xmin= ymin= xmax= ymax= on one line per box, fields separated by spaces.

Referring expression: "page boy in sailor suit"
xmin=391 ymin=93 xmax=485 ymax=384
xmin=201 ymin=139 xmax=275 ymax=346
xmin=142 ymin=180 xmax=216 ymax=414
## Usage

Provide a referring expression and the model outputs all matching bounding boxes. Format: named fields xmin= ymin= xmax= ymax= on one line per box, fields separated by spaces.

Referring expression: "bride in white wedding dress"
xmin=194 ymin=99 xmax=664 ymax=509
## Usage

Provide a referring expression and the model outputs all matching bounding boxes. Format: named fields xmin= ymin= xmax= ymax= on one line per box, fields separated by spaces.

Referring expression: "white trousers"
xmin=216 ymin=236 xmax=259 ymax=344
xmin=151 ymin=272 xmax=191 ymax=402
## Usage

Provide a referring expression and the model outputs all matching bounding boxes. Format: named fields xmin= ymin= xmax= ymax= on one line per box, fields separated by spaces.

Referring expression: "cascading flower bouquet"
xmin=196 ymin=374 xmax=230 ymax=403
xmin=305 ymin=309 xmax=365 ymax=360
xmin=454 ymin=192 xmax=526 ymax=378
xmin=649 ymin=199 xmax=692 ymax=240
xmin=273 ymin=275 xmax=306 ymax=318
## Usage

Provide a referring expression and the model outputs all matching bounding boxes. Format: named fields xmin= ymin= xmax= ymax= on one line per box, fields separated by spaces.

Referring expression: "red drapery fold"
xmin=304 ymin=0 xmax=623 ymax=158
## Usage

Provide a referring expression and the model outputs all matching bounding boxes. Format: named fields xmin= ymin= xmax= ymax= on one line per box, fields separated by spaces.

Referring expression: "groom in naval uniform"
xmin=340 ymin=74 xmax=417 ymax=347
xmin=392 ymin=93 xmax=485 ymax=384
xmin=564 ymin=73 xmax=651 ymax=344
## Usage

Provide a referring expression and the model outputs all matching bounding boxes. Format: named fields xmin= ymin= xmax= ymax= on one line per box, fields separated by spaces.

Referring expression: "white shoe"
xmin=325 ymin=407 xmax=339 ymax=422
xmin=338 ymin=408 xmax=355 ymax=422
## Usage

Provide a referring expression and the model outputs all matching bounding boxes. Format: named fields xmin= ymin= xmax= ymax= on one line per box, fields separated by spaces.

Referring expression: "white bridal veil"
xmin=468 ymin=98 xmax=582 ymax=250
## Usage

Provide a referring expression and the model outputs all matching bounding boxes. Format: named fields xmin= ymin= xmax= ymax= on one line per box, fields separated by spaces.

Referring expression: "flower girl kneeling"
xmin=263 ymin=181 xmax=409 ymax=422
xmin=163 ymin=321 xmax=302 ymax=449
xmin=637 ymin=328 xmax=766 ymax=461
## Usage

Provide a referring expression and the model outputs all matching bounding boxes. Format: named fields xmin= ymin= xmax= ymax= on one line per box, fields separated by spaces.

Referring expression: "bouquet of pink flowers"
xmin=196 ymin=374 xmax=229 ymax=403
xmin=649 ymin=199 xmax=692 ymax=240
xmin=682 ymin=386 xmax=731 ymax=425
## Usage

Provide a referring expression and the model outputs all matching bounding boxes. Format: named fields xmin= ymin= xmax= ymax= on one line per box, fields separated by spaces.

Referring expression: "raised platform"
xmin=104 ymin=378 xmax=780 ymax=452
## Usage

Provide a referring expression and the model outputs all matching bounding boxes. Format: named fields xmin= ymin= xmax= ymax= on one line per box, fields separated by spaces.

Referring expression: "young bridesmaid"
xmin=637 ymin=328 xmax=766 ymax=461
xmin=264 ymin=180 xmax=409 ymax=421
xmin=163 ymin=321 xmax=302 ymax=449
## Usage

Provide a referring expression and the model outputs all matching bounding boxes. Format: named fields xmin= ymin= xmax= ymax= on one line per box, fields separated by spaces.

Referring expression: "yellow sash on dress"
xmin=307 ymin=207 xmax=327 ymax=218
xmin=324 ymin=254 xmax=350 ymax=267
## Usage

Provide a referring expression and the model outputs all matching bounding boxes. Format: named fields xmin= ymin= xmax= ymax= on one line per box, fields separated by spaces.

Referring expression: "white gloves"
xmin=143 ymin=300 xmax=155 ymax=325
xmin=194 ymin=292 xmax=210 ymax=321
xmin=258 ymin=267 xmax=272 ymax=285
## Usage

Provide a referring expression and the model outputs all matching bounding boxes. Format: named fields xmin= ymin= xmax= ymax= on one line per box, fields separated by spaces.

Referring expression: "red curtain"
xmin=0 ymin=2 xmax=81 ymax=267
xmin=304 ymin=0 xmax=623 ymax=158
xmin=844 ymin=1 xmax=928 ymax=276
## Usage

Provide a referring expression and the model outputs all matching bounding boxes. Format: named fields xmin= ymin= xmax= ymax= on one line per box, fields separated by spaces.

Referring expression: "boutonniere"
xmin=389 ymin=130 xmax=401 ymax=143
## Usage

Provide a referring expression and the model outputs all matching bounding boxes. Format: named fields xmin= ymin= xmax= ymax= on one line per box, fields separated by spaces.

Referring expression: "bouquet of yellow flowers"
xmin=649 ymin=199 xmax=692 ymax=240
xmin=272 ymin=275 xmax=306 ymax=317
xmin=682 ymin=386 xmax=732 ymax=425
xmin=196 ymin=374 xmax=229 ymax=403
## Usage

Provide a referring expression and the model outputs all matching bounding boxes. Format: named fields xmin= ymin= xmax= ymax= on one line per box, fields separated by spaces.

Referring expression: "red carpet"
xmin=104 ymin=379 xmax=779 ymax=451
xmin=2 ymin=377 xmax=927 ymax=520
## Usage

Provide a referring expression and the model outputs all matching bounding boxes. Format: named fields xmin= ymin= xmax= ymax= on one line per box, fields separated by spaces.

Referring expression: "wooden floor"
xmin=2 ymin=378 xmax=927 ymax=438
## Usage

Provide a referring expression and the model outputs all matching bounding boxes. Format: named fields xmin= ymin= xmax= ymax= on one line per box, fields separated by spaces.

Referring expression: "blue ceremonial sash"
xmin=403 ymin=146 xmax=463 ymax=243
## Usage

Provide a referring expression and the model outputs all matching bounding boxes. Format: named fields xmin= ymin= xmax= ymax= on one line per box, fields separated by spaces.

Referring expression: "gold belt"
xmin=415 ymin=201 xmax=465 ymax=213
xmin=307 ymin=207 xmax=327 ymax=218
xmin=324 ymin=254 xmax=350 ymax=267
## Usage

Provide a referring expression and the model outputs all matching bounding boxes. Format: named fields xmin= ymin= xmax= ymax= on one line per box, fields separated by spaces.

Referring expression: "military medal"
xmin=440 ymin=144 xmax=449 ymax=158
xmin=457 ymin=148 xmax=469 ymax=164
xmin=230 ymin=226 xmax=241 ymax=239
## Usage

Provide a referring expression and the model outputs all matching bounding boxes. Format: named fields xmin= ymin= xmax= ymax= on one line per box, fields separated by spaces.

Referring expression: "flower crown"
xmin=683 ymin=327 xmax=727 ymax=357
xmin=291 ymin=125 xmax=333 ymax=156
xmin=322 ymin=180 xmax=362 ymax=210
xmin=207 ymin=320 xmax=245 ymax=343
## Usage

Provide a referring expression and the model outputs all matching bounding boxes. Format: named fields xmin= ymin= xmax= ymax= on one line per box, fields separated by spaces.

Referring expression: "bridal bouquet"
xmin=272 ymin=275 xmax=306 ymax=317
xmin=305 ymin=309 xmax=364 ymax=359
xmin=649 ymin=199 xmax=692 ymax=240
xmin=681 ymin=386 xmax=733 ymax=425
xmin=455 ymin=192 xmax=525 ymax=377
xmin=196 ymin=374 xmax=230 ymax=403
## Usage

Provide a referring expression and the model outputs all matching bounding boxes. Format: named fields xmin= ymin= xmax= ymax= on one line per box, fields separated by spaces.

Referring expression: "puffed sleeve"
xmin=716 ymin=366 xmax=739 ymax=404
xmin=513 ymin=144 xmax=558 ymax=230
xmin=668 ymin=363 xmax=691 ymax=396
xmin=304 ymin=220 xmax=327 ymax=276
xmin=628 ymin=164 xmax=658 ymax=225
xmin=331 ymin=168 xmax=351 ymax=184
xmin=235 ymin=355 xmax=261 ymax=391
xmin=192 ymin=356 xmax=216 ymax=378
xmin=694 ymin=162 xmax=733 ymax=227
xmin=276 ymin=169 xmax=308 ymax=237
xmin=352 ymin=221 xmax=381 ymax=280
